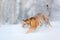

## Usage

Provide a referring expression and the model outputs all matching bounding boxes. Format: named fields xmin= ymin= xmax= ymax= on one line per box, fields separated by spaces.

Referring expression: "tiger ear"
xmin=23 ymin=19 xmax=25 ymax=21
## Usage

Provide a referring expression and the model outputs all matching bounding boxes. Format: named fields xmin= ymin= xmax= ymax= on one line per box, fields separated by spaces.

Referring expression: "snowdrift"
xmin=0 ymin=21 xmax=60 ymax=40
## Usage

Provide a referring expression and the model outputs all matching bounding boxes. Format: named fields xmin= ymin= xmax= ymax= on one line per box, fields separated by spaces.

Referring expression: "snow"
xmin=0 ymin=21 xmax=60 ymax=40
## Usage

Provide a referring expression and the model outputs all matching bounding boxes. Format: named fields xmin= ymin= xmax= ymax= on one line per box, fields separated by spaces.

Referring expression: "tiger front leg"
xmin=22 ymin=22 xmax=26 ymax=28
xmin=26 ymin=26 xmax=36 ymax=34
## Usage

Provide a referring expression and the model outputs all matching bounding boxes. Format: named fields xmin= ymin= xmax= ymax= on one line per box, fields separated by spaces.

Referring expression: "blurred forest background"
xmin=0 ymin=0 xmax=60 ymax=24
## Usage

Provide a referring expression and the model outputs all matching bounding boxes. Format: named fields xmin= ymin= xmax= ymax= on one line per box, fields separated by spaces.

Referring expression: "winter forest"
xmin=0 ymin=0 xmax=60 ymax=24
xmin=0 ymin=0 xmax=60 ymax=40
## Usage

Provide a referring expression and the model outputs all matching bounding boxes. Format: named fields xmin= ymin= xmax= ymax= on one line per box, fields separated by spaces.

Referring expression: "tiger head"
xmin=23 ymin=17 xmax=36 ymax=24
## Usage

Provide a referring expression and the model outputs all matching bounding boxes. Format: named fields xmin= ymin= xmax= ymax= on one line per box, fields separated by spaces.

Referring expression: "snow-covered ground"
xmin=0 ymin=21 xmax=60 ymax=40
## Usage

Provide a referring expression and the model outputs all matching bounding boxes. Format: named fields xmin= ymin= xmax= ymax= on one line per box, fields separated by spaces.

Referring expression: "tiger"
xmin=22 ymin=13 xmax=52 ymax=33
